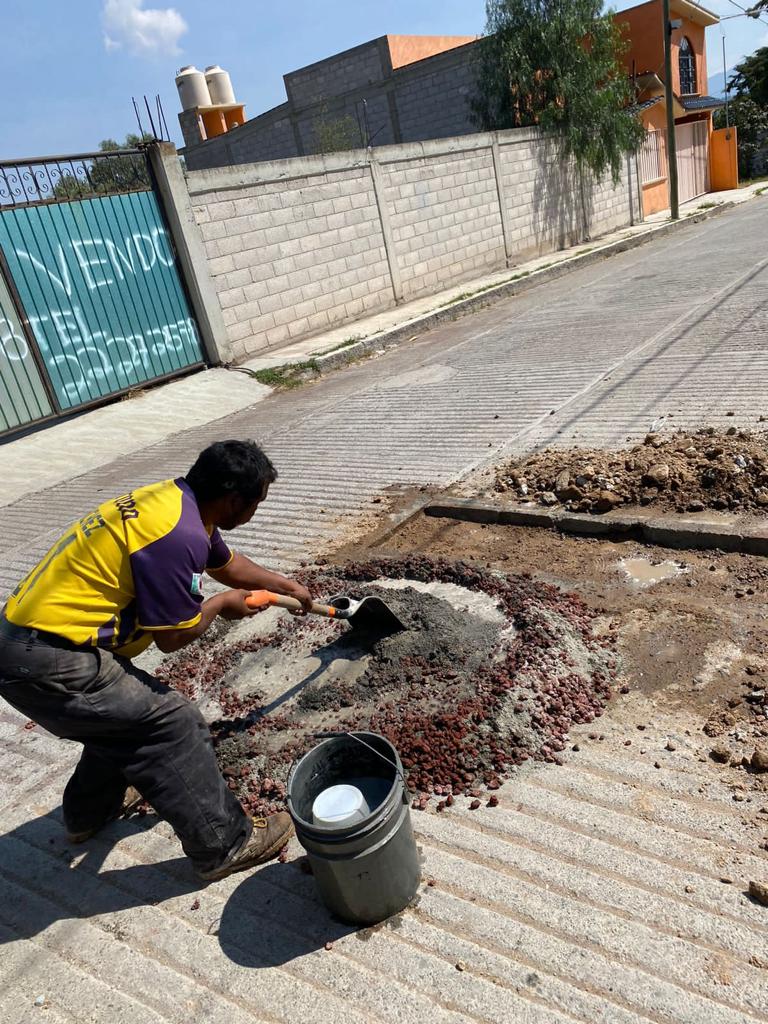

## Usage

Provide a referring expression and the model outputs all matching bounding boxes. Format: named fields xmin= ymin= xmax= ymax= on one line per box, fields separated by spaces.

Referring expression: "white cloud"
xmin=102 ymin=0 xmax=188 ymax=57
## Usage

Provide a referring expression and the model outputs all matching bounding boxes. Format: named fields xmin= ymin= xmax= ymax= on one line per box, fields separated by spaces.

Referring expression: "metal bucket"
xmin=286 ymin=732 xmax=421 ymax=925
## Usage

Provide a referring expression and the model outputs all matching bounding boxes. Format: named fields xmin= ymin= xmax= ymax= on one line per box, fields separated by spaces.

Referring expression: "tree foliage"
xmin=714 ymin=96 xmax=768 ymax=178
xmin=728 ymin=46 xmax=768 ymax=109
xmin=52 ymin=134 xmax=152 ymax=201
xmin=311 ymin=104 xmax=362 ymax=155
xmin=471 ymin=0 xmax=644 ymax=182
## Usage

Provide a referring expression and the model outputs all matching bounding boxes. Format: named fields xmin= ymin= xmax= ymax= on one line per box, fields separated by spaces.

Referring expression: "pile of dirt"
xmin=156 ymin=556 xmax=617 ymax=815
xmin=494 ymin=429 xmax=768 ymax=515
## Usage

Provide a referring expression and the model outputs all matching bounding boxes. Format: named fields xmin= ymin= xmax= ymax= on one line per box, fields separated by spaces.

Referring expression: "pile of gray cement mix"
xmin=155 ymin=556 xmax=617 ymax=813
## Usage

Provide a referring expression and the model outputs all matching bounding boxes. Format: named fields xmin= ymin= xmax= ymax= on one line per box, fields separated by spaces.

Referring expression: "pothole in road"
xmin=619 ymin=556 xmax=687 ymax=587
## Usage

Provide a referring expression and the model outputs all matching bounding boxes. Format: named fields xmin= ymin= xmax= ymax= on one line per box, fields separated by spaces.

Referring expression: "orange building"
xmin=614 ymin=0 xmax=738 ymax=215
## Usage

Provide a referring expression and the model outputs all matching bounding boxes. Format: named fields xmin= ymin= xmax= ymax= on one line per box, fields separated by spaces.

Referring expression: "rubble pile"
xmin=494 ymin=429 xmax=768 ymax=515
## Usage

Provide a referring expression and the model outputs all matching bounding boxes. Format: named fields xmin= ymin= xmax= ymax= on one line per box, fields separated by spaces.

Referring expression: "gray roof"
xmin=681 ymin=94 xmax=725 ymax=110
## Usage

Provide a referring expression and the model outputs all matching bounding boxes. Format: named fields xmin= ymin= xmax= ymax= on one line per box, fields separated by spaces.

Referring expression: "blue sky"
xmin=1 ymin=0 xmax=766 ymax=160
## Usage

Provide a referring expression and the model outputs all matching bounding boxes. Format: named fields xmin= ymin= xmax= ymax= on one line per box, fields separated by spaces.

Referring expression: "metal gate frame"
xmin=0 ymin=148 xmax=205 ymax=439
xmin=675 ymin=121 xmax=710 ymax=205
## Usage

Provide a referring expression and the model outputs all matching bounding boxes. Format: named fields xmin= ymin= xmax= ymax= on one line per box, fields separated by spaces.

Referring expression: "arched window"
xmin=679 ymin=37 xmax=697 ymax=95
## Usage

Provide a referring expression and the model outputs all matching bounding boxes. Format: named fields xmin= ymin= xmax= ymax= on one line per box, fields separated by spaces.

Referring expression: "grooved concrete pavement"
xmin=1 ymin=198 xmax=768 ymax=1022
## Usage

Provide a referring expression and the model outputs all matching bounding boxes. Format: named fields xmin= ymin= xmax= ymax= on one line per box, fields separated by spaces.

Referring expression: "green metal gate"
xmin=0 ymin=148 xmax=204 ymax=436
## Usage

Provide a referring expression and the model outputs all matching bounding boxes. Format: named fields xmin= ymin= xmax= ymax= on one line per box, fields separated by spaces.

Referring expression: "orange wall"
xmin=670 ymin=21 xmax=706 ymax=94
xmin=614 ymin=0 xmax=707 ymax=94
xmin=615 ymin=0 xmax=663 ymax=77
xmin=710 ymin=126 xmax=739 ymax=190
xmin=386 ymin=35 xmax=477 ymax=69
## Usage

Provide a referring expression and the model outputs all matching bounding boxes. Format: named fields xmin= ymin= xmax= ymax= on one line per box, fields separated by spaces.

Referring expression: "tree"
xmin=471 ymin=0 xmax=644 ymax=183
xmin=728 ymin=46 xmax=768 ymax=108
xmin=52 ymin=133 xmax=152 ymax=201
xmin=714 ymin=96 xmax=768 ymax=178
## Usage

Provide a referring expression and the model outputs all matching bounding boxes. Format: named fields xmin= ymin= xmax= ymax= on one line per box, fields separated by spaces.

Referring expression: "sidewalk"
xmin=1 ymin=181 xmax=762 ymax=509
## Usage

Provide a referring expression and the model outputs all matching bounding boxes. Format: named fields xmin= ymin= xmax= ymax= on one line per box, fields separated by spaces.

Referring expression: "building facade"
xmin=617 ymin=0 xmax=734 ymax=214
xmin=179 ymin=5 xmax=736 ymax=213
xmin=180 ymin=35 xmax=478 ymax=171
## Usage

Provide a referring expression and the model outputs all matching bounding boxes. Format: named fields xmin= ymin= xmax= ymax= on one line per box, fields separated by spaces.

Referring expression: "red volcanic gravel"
xmin=155 ymin=556 xmax=617 ymax=815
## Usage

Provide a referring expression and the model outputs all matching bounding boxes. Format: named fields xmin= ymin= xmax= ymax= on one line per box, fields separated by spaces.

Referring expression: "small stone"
xmin=455 ymin=961 xmax=466 ymax=971
xmin=540 ymin=491 xmax=558 ymax=506
xmin=619 ymin=685 xmax=630 ymax=694
xmin=666 ymin=740 xmax=677 ymax=752
xmin=710 ymin=743 xmax=732 ymax=763
xmin=190 ymin=898 xmax=200 ymax=911
xmin=751 ymin=747 xmax=768 ymax=773
xmin=34 ymin=996 xmax=46 ymax=1007
xmin=555 ymin=469 xmax=571 ymax=493
xmin=726 ymin=410 xmax=735 ymax=417
xmin=687 ymin=500 xmax=705 ymax=512
xmin=487 ymin=795 xmax=499 ymax=808
xmin=654 ymin=761 xmax=661 ymax=769
xmin=572 ymin=743 xmax=580 ymax=751
xmin=748 ymin=880 xmax=768 ymax=906
xmin=643 ymin=463 xmax=670 ymax=488
xmin=324 ymin=941 xmax=334 ymax=951
xmin=726 ymin=426 xmax=738 ymax=436
xmin=469 ymin=799 xmax=481 ymax=810
xmin=720 ymin=877 xmax=734 ymax=884
xmin=593 ymin=489 xmax=622 ymax=513
xmin=427 ymin=878 xmax=437 ymax=887
xmin=636 ymin=724 xmax=646 ymax=731
xmin=684 ymin=885 xmax=695 ymax=894
xmin=733 ymin=793 xmax=746 ymax=802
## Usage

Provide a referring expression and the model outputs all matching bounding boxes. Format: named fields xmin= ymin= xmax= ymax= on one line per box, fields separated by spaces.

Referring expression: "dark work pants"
xmin=0 ymin=627 xmax=251 ymax=871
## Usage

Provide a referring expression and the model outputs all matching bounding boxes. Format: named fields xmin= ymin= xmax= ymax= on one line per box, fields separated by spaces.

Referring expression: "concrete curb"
xmin=300 ymin=200 xmax=738 ymax=376
xmin=423 ymin=498 xmax=768 ymax=555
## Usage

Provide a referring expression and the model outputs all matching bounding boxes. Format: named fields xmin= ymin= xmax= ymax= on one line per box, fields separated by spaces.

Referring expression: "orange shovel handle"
xmin=245 ymin=590 xmax=338 ymax=617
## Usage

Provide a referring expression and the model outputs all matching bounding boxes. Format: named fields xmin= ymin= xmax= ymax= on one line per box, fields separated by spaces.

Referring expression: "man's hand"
xmin=280 ymin=579 xmax=313 ymax=615
xmin=219 ymin=589 xmax=262 ymax=621
xmin=208 ymin=553 xmax=313 ymax=615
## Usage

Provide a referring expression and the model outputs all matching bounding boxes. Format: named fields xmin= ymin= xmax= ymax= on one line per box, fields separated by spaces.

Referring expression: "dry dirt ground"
xmin=334 ymin=508 xmax=768 ymax=853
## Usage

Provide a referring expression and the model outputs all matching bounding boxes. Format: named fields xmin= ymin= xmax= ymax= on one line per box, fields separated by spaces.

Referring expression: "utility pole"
xmin=722 ymin=35 xmax=730 ymax=128
xmin=662 ymin=0 xmax=679 ymax=219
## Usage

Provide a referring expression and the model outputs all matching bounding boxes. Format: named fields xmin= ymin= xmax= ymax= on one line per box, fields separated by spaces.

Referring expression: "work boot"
xmin=66 ymin=786 xmax=144 ymax=843
xmin=196 ymin=812 xmax=294 ymax=882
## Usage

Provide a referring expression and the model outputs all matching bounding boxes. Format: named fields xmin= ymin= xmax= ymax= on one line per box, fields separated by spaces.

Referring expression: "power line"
xmin=724 ymin=0 xmax=768 ymax=28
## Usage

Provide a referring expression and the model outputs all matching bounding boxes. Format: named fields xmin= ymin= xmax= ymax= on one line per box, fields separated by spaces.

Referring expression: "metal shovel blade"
xmin=329 ymin=594 xmax=407 ymax=635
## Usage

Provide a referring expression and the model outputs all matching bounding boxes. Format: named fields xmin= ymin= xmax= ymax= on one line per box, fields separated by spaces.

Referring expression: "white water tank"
xmin=205 ymin=65 xmax=236 ymax=106
xmin=176 ymin=65 xmax=211 ymax=110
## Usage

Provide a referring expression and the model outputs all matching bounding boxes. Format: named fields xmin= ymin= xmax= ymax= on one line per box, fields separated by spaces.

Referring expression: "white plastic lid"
xmin=312 ymin=784 xmax=368 ymax=826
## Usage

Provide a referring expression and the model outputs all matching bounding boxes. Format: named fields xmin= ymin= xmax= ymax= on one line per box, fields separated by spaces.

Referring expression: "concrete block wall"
xmin=184 ymin=105 xmax=297 ymax=172
xmin=187 ymin=156 xmax=393 ymax=360
xmin=497 ymin=131 xmax=640 ymax=258
xmin=284 ymin=41 xmax=386 ymax=108
xmin=185 ymin=128 xmax=640 ymax=362
xmin=380 ymin=142 xmax=505 ymax=300
xmin=394 ymin=46 xmax=477 ymax=144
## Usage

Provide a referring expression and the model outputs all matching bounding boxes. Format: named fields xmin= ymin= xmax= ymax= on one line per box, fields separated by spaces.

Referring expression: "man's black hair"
xmin=185 ymin=440 xmax=277 ymax=503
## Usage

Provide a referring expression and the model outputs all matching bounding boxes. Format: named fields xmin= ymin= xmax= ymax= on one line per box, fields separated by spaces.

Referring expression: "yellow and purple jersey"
xmin=4 ymin=478 xmax=232 ymax=658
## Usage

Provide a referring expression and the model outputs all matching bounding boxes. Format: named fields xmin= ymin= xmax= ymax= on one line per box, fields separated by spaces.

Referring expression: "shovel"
xmin=245 ymin=590 xmax=406 ymax=634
